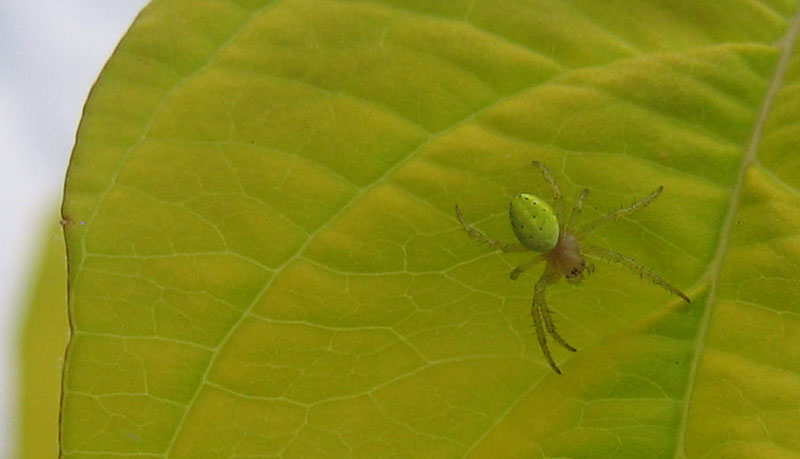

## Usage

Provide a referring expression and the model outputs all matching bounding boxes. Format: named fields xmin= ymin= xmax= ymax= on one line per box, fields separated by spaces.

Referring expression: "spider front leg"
xmin=455 ymin=205 xmax=528 ymax=253
xmin=531 ymin=268 xmax=576 ymax=374
xmin=582 ymin=245 xmax=691 ymax=303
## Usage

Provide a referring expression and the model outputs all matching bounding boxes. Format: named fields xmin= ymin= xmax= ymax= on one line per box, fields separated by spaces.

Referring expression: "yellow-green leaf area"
xmin=18 ymin=220 xmax=69 ymax=459
xmin=60 ymin=0 xmax=800 ymax=457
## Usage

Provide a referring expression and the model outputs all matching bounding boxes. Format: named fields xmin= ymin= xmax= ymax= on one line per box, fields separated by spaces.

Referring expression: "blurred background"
xmin=1 ymin=1 xmax=149 ymax=454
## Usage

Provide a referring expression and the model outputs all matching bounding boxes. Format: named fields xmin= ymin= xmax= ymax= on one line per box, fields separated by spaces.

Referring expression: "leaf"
xmin=18 ymin=218 xmax=68 ymax=459
xmin=60 ymin=0 xmax=800 ymax=457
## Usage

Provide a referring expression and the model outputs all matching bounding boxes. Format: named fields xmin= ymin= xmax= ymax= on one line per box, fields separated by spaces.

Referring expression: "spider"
xmin=455 ymin=161 xmax=690 ymax=374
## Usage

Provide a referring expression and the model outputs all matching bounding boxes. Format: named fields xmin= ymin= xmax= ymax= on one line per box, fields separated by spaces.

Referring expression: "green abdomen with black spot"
xmin=509 ymin=193 xmax=560 ymax=252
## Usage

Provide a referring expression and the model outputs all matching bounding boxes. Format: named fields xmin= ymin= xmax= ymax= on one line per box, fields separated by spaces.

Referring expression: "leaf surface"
xmin=18 ymin=219 xmax=68 ymax=459
xmin=60 ymin=1 xmax=800 ymax=457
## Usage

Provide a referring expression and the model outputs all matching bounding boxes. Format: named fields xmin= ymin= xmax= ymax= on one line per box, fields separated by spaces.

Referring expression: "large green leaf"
xmin=60 ymin=0 xmax=800 ymax=457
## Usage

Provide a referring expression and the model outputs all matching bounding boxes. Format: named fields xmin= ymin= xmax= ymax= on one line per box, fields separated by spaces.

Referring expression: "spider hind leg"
xmin=567 ymin=189 xmax=590 ymax=232
xmin=532 ymin=161 xmax=565 ymax=220
xmin=578 ymin=186 xmax=663 ymax=235
xmin=454 ymin=205 xmax=528 ymax=253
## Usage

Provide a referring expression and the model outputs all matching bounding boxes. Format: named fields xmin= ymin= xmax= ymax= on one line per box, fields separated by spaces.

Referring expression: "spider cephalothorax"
xmin=455 ymin=161 xmax=690 ymax=374
xmin=546 ymin=231 xmax=589 ymax=284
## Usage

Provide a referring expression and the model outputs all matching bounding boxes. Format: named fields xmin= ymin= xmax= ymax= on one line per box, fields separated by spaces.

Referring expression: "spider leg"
xmin=532 ymin=161 xmax=565 ymax=221
xmin=510 ymin=253 xmax=545 ymax=280
xmin=538 ymin=296 xmax=577 ymax=353
xmin=582 ymin=245 xmax=691 ymax=303
xmin=577 ymin=186 xmax=663 ymax=235
xmin=455 ymin=205 xmax=528 ymax=252
xmin=530 ymin=288 xmax=560 ymax=374
xmin=531 ymin=269 xmax=570 ymax=374
xmin=567 ymin=188 xmax=589 ymax=232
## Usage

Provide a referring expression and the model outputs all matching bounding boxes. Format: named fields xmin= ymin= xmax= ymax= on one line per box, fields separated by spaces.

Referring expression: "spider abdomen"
xmin=509 ymin=193 xmax=560 ymax=252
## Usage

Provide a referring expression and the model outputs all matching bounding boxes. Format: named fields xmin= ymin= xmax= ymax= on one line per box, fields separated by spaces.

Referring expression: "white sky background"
xmin=0 ymin=1 xmax=149 ymax=454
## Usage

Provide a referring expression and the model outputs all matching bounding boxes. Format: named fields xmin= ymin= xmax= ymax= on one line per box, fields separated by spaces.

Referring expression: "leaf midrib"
xmin=672 ymin=6 xmax=800 ymax=457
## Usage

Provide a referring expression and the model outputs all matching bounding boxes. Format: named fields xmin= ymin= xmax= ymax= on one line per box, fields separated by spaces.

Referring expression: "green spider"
xmin=455 ymin=161 xmax=690 ymax=374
